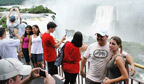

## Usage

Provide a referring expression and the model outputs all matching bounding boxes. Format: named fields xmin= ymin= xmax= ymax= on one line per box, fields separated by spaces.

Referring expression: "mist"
xmin=23 ymin=0 xmax=144 ymax=44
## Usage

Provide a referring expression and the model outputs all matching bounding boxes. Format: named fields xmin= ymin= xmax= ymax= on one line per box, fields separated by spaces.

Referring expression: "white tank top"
xmin=31 ymin=34 xmax=43 ymax=54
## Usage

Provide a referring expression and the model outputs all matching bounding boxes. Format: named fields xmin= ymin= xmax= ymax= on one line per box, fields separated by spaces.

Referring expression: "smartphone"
xmin=65 ymin=31 xmax=67 ymax=36
xmin=40 ymin=69 xmax=46 ymax=77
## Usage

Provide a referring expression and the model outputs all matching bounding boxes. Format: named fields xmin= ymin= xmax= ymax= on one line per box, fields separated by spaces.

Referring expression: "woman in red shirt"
xmin=62 ymin=31 xmax=83 ymax=84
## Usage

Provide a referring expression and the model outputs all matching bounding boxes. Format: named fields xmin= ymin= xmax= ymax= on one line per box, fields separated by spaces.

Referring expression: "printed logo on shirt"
xmin=93 ymin=49 xmax=108 ymax=59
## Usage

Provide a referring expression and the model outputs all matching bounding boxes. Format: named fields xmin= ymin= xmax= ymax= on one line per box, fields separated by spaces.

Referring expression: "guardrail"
xmin=55 ymin=39 xmax=144 ymax=84
xmin=58 ymin=61 xmax=144 ymax=84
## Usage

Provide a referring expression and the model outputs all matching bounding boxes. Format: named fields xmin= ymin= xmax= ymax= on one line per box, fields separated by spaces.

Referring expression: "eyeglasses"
xmin=97 ymin=34 xmax=104 ymax=38
xmin=18 ymin=75 xmax=23 ymax=80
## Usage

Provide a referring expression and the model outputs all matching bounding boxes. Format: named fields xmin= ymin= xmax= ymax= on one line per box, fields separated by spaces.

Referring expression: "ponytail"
xmin=120 ymin=44 xmax=123 ymax=53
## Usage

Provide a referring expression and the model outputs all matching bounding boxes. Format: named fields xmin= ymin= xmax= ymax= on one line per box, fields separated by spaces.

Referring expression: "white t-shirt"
xmin=84 ymin=42 xmax=128 ymax=82
xmin=31 ymin=34 xmax=43 ymax=54
xmin=0 ymin=38 xmax=20 ymax=59
xmin=84 ymin=42 xmax=112 ymax=82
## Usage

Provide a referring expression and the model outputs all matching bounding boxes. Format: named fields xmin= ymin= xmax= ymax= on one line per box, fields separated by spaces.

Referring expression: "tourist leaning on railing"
xmin=103 ymin=36 xmax=128 ymax=84
xmin=80 ymin=29 xmax=135 ymax=84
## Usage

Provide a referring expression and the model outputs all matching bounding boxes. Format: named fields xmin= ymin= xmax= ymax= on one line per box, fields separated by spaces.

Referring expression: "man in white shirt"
xmin=80 ymin=29 xmax=135 ymax=84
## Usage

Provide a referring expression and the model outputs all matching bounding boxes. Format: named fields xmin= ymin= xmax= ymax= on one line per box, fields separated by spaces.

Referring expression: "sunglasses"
xmin=97 ymin=34 xmax=104 ymax=38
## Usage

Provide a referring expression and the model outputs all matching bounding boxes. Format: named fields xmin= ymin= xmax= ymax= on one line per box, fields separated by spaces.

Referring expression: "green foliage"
xmin=0 ymin=17 xmax=7 ymax=28
xmin=28 ymin=5 xmax=56 ymax=14
xmin=0 ymin=0 xmax=24 ymax=6
xmin=0 ymin=7 xmax=10 ymax=12
xmin=0 ymin=5 xmax=56 ymax=15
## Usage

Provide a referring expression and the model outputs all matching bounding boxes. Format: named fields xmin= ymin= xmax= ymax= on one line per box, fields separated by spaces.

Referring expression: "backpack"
xmin=54 ymin=42 xmax=68 ymax=67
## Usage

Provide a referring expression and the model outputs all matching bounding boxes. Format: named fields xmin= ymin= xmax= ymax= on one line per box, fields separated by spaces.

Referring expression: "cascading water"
xmin=23 ymin=0 xmax=144 ymax=44
xmin=91 ymin=6 xmax=115 ymax=36
xmin=4 ymin=0 xmax=144 ymax=82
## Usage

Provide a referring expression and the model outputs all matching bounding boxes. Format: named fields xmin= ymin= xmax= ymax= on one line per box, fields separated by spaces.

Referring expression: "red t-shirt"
xmin=42 ymin=33 xmax=56 ymax=62
xmin=62 ymin=42 xmax=81 ymax=73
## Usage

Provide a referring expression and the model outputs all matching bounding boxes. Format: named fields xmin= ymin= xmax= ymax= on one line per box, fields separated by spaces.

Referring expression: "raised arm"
xmin=53 ymin=36 xmax=66 ymax=48
xmin=7 ymin=8 xmax=14 ymax=19
xmin=15 ymin=8 xmax=20 ymax=19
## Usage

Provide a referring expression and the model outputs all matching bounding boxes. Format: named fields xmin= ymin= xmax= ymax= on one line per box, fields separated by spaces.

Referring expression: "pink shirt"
xmin=23 ymin=37 xmax=29 ymax=48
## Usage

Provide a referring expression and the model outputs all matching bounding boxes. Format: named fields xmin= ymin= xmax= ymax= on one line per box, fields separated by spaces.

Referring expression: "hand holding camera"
xmin=40 ymin=69 xmax=46 ymax=77
xmin=13 ymin=8 xmax=15 ymax=11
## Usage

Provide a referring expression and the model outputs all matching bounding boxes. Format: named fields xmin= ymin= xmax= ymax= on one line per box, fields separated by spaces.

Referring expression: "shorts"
xmin=86 ymin=78 xmax=101 ymax=84
xmin=22 ymin=48 xmax=30 ymax=62
xmin=47 ymin=61 xmax=58 ymax=75
xmin=31 ymin=54 xmax=43 ymax=63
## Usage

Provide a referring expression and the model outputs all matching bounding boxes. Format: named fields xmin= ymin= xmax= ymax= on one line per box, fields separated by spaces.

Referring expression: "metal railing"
xmin=55 ymin=39 xmax=144 ymax=84
xmin=57 ymin=60 xmax=144 ymax=84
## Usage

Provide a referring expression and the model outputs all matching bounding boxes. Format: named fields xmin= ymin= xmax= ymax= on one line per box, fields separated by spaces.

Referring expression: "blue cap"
xmin=10 ymin=16 xmax=15 ymax=22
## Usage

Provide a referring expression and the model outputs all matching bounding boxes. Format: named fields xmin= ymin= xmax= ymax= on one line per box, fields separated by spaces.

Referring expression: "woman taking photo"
xmin=20 ymin=25 xmax=33 ymax=65
xmin=29 ymin=25 xmax=43 ymax=68
xmin=103 ymin=36 xmax=128 ymax=84
xmin=62 ymin=31 xmax=83 ymax=84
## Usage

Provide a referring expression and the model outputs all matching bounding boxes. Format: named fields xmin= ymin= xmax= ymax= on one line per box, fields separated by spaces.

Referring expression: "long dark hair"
xmin=71 ymin=31 xmax=83 ymax=47
xmin=32 ymin=25 xmax=40 ymax=36
xmin=0 ymin=27 xmax=5 ymax=37
xmin=24 ymin=25 xmax=33 ymax=37
xmin=110 ymin=36 xmax=122 ymax=53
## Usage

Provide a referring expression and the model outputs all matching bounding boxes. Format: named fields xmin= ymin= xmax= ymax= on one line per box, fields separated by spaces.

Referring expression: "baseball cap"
xmin=10 ymin=16 xmax=15 ymax=22
xmin=0 ymin=58 xmax=32 ymax=80
xmin=95 ymin=29 xmax=108 ymax=36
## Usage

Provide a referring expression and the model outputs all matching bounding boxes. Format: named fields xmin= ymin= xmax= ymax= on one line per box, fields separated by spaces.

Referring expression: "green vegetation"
xmin=0 ymin=5 xmax=56 ymax=15
xmin=20 ymin=5 xmax=56 ymax=14
xmin=0 ymin=7 xmax=10 ymax=12
xmin=0 ymin=0 xmax=24 ymax=6
xmin=0 ymin=17 xmax=7 ymax=28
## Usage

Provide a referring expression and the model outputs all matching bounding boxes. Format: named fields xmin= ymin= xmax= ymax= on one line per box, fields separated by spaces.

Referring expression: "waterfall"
xmin=91 ymin=6 xmax=115 ymax=36
xmin=22 ymin=0 xmax=144 ymax=44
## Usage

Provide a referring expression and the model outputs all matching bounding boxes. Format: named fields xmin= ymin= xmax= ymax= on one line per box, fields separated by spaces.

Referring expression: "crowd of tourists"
xmin=0 ymin=8 xmax=136 ymax=84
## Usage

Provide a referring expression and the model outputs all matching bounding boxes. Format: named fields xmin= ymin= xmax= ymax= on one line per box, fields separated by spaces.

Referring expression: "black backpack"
xmin=54 ymin=42 xmax=68 ymax=67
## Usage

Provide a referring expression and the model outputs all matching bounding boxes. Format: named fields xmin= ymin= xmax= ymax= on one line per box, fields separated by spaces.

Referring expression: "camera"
xmin=40 ymin=69 xmax=46 ymax=77
xmin=13 ymin=8 xmax=15 ymax=11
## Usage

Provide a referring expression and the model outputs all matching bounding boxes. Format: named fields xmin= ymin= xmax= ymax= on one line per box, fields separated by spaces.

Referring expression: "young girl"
xmin=29 ymin=25 xmax=43 ymax=68
xmin=20 ymin=25 xmax=33 ymax=65
xmin=103 ymin=36 xmax=128 ymax=84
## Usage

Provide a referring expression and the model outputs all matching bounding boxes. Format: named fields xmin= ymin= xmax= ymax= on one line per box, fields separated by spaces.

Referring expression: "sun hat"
xmin=95 ymin=29 xmax=108 ymax=36
xmin=10 ymin=16 xmax=15 ymax=22
xmin=0 ymin=58 xmax=32 ymax=80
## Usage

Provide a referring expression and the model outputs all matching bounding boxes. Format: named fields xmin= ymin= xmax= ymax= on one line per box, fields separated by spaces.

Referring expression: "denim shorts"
xmin=31 ymin=54 xmax=43 ymax=63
